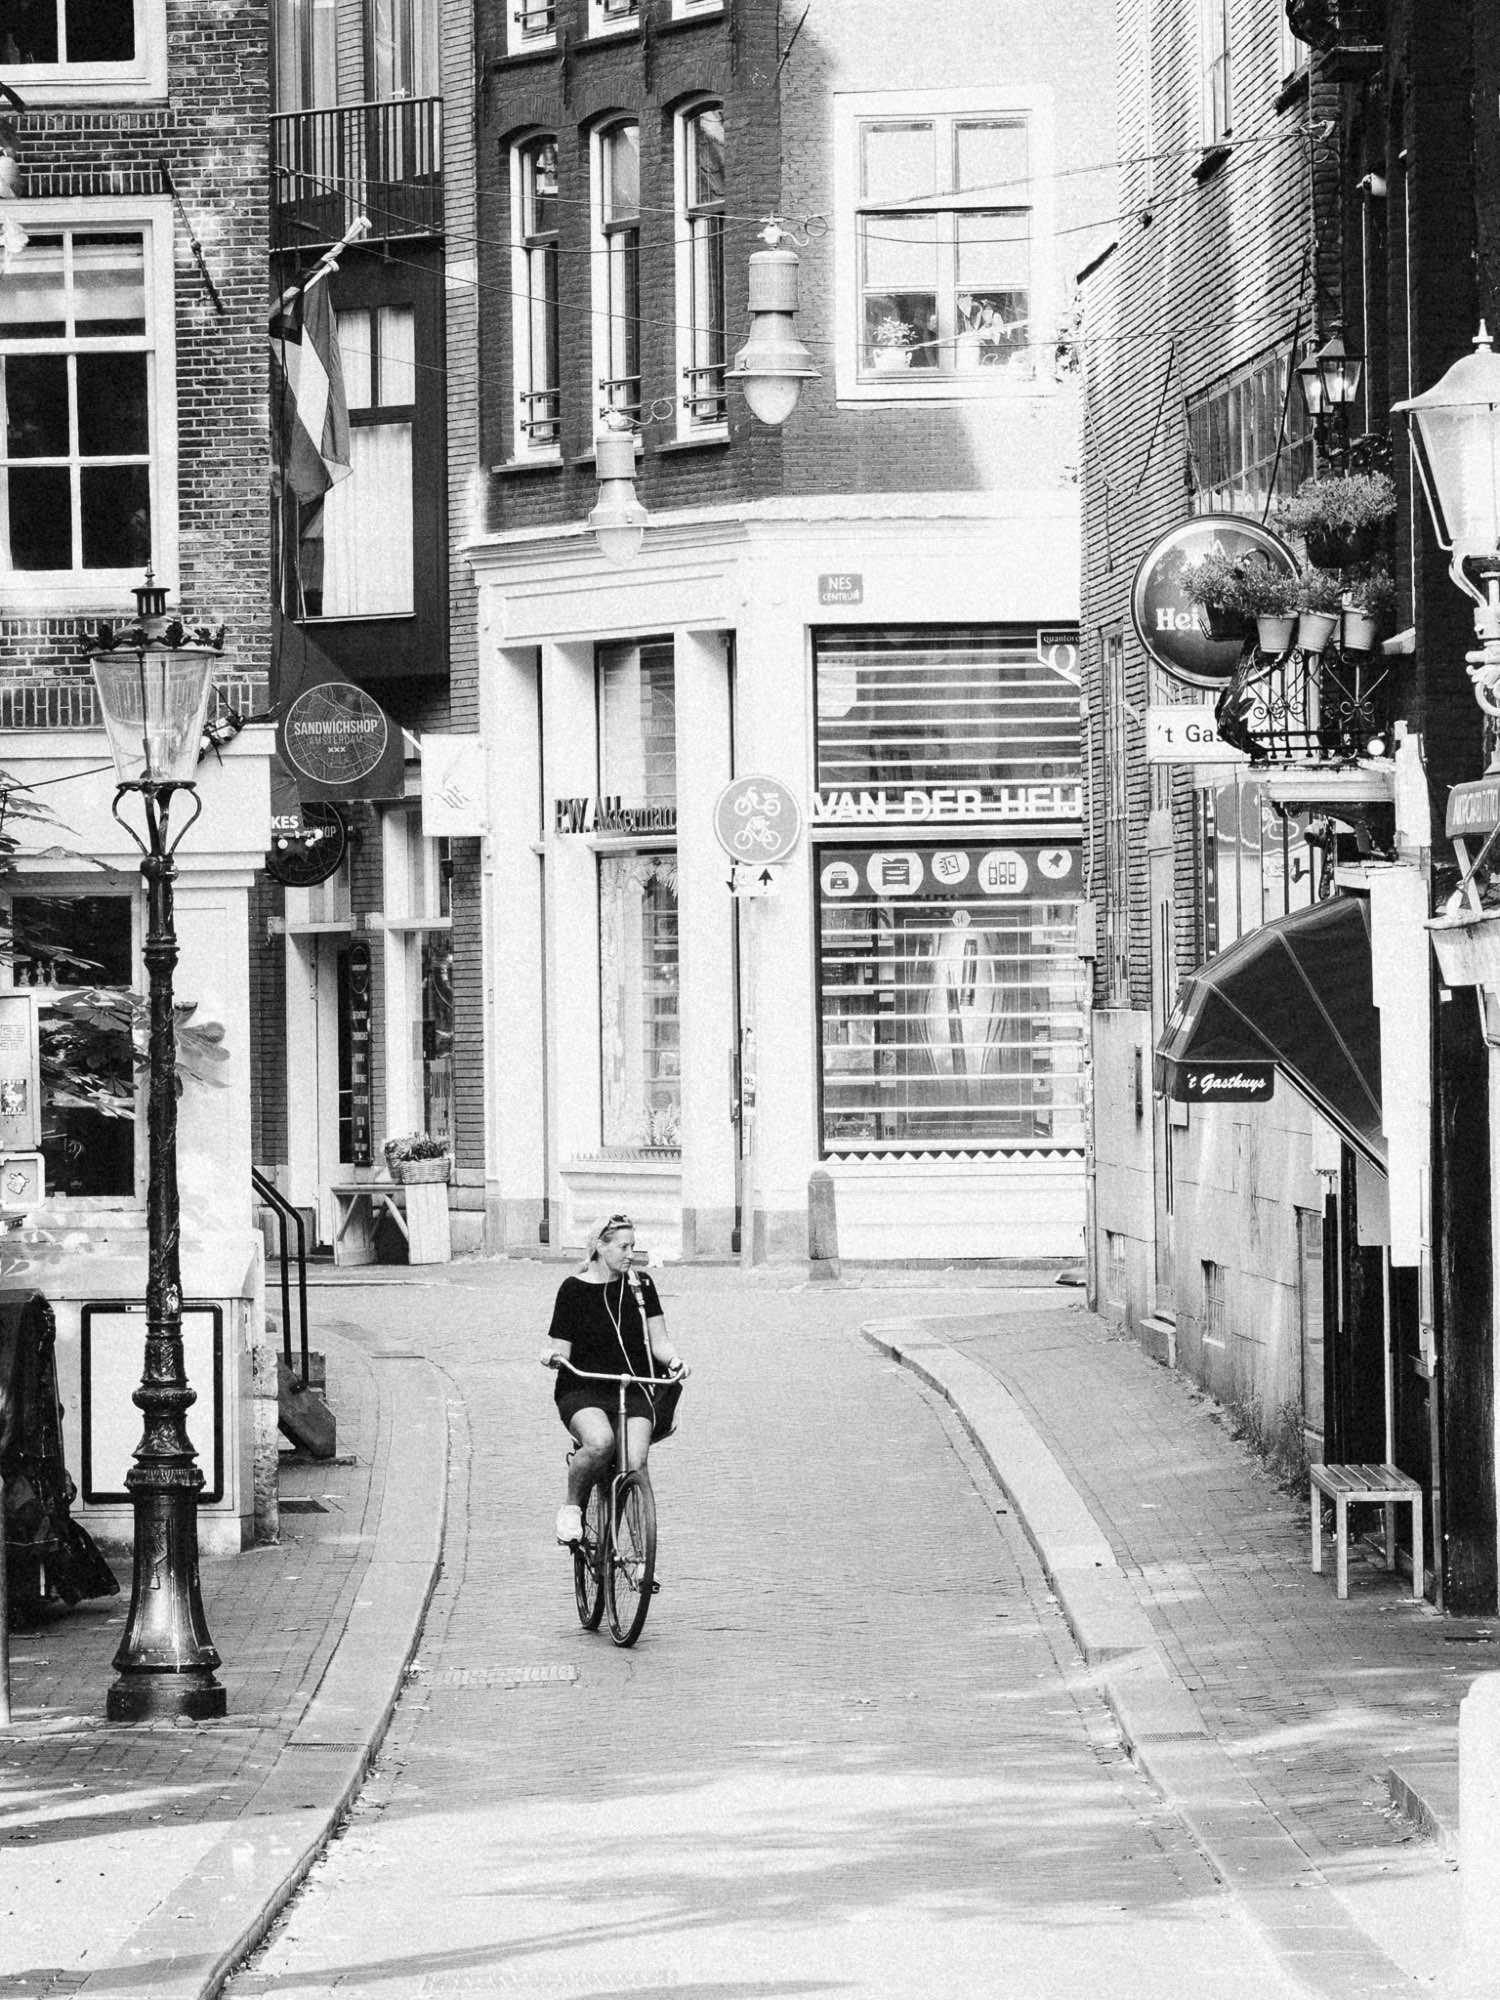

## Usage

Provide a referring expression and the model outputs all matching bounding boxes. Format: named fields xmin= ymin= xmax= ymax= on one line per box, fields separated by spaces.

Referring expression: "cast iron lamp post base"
xmin=105 ymin=784 xmax=225 ymax=1724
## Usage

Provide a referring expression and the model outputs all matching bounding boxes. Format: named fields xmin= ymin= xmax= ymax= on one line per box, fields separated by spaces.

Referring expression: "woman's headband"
xmin=588 ymin=1213 xmax=634 ymax=1256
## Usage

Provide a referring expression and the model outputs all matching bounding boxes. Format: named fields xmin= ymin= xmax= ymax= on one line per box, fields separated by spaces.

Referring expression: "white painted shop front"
xmin=468 ymin=495 xmax=1088 ymax=1265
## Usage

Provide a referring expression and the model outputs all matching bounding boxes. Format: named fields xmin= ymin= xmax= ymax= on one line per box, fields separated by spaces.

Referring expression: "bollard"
xmin=808 ymin=1169 xmax=841 ymax=1281
xmin=1460 ymin=1671 xmax=1500 ymax=1996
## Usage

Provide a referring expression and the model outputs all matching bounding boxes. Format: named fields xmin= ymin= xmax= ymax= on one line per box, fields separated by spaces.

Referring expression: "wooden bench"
xmin=329 ymin=1181 xmax=451 ymax=1268
xmin=1310 ymin=1463 xmax=1424 ymax=1600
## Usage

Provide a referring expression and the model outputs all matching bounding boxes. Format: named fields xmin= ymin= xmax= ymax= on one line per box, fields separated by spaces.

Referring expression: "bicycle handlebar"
xmin=543 ymin=1354 xmax=685 ymax=1386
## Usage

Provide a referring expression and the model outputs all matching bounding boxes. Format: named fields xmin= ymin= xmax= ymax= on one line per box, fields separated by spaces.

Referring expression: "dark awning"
xmin=1154 ymin=896 xmax=1385 ymax=1169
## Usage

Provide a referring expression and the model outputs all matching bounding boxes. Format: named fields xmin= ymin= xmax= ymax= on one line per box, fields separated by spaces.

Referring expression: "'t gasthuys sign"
xmin=1131 ymin=515 xmax=1299 ymax=690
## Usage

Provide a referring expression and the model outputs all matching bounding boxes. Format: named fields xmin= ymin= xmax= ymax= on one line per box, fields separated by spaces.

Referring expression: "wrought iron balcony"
xmin=1215 ymin=640 xmax=1396 ymax=768
xmin=272 ymin=97 xmax=443 ymax=250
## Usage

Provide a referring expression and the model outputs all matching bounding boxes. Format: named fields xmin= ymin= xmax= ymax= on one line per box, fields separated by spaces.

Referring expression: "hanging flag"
xmin=270 ymin=279 xmax=352 ymax=501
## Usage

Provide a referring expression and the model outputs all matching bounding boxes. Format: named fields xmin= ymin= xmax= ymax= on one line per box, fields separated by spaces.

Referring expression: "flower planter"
xmin=1256 ymin=614 xmax=1297 ymax=656
xmin=1297 ymin=610 xmax=1339 ymax=655
xmin=1304 ymin=523 xmax=1381 ymax=570
xmin=1341 ymin=609 xmax=1381 ymax=653
xmin=1196 ymin=600 xmax=1249 ymax=643
xmin=395 ymin=1156 xmax=451 ymax=1184
xmin=871 ymin=348 xmax=913 ymax=373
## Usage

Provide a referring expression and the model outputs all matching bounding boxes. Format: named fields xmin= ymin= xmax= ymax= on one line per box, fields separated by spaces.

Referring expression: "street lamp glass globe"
xmin=90 ymin=647 xmax=218 ymax=787
xmin=589 ymin=480 xmax=648 ymax=565
xmin=1394 ymin=325 xmax=1500 ymax=564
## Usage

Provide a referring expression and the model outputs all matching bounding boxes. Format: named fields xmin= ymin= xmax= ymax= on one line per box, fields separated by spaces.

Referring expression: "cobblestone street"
xmin=224 ymin=1265 xmax=1360 ymax=1999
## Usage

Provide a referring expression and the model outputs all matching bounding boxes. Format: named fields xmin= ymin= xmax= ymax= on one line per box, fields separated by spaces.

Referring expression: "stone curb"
xmin=864 ymin=1316 xmax=1416 ymax=2000
xmin=76 ymin=1340 xmax=450 ymax=2000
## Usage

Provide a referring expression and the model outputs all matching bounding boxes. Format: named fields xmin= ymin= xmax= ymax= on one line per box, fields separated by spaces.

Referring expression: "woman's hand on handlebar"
xmin=541 ymin=1348 xmax=564 ymax=1369
xmin=665 ymin=1358 xmax=689 ymax=1380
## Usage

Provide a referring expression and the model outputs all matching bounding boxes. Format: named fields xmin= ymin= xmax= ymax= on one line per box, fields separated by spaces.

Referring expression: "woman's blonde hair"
xmin=578 ymin=1212 xmax=634 ymax=1274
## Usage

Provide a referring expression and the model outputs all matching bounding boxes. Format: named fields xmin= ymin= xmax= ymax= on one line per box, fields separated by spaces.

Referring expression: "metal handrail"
xmin=252 ymin=1167 xmax=310 ymax=1388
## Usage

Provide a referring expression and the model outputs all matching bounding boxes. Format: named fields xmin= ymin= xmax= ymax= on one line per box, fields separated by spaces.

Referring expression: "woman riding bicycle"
xmin=547 ymin=1214 xmax=685 ymax=1547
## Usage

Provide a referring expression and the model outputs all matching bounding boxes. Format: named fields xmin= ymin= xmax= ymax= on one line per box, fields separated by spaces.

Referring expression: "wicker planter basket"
xmin=396 ymin=1156 xmax=451 ymax=1184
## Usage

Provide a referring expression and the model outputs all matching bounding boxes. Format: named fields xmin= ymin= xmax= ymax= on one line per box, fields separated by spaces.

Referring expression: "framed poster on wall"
xmin=79 ymin=1302 xmax=224 ymax=1505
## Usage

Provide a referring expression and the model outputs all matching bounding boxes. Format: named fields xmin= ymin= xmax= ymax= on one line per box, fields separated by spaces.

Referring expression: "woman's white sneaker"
xmin=556 ymin=1504 xmax=583 ymax=1546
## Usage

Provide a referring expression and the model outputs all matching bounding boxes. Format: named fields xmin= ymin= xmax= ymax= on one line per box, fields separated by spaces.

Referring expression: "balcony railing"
xmin=1216 ymin=643 xmax=1396 ymax=767
xmin=682 ymin=362 xmax=727 ymax=425
xmin=272 ymin=97 xmax=443 ymax=250
xmin=518 ymin=386 xmax=561 ymax=446
xmin=513 ymin=1 xmax=556 ymax=35
xmin=598 ymin=373 xmax=642 ymax=424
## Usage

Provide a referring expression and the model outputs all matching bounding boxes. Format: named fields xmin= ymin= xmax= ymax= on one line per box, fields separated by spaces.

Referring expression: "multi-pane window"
xmin=1187 ymin=346 xmax=1312 ymax=515
xmin=273 ymin=0 xmax=336 ymax=109
xmin=595 ymin=122 xmax=641 ymax=421
xmin=589 ymin=0 xmax=638 ymax=30
xmin=1199 ymin=776 xmax=1314 ymax=955
xmin=511 ymin=137 xmax=560 ymax=453
xmin=510 ymin=0 xmax=554 ymax=49
xmin=298 ymin=303 xmax=415 ymax=617
xmin=0 ymin=229 xmax=156 ymax=580
xmin=11 ymin=893 xmax=136 ymax=1199
xmin=1200 ymin=0 xmax=1232 ymax=145
xmin=381 ymin=811 xmax=454 ymax=1146
xmin=598 ymin=637 xmax=676 ymax=802
xmin=677 ymin=104 xmax=726 ymax=429
xmin=856 ymin=112 xmax=1033 ymax=380
xmin=1101 ymin=628 xmax=1131 ymax=1004
xmin=2 ymin=0 xmax=134 ymax=63
xmin=367 ymin=0 xmax=438 ymax=99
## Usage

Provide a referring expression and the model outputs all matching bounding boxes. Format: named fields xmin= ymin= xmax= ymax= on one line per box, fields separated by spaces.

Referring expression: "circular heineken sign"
xmin=282 ymin=678 xmax=391 ymax=789
xmin=1130 ymin=514 xmax=1299 ymax=690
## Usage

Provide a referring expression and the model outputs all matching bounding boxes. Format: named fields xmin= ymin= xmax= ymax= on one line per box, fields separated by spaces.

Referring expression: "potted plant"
xmin=1342 ymin=564 xmax=1396 ymax=652
xmin=382 ymin=1132 xmax=452 ymax=1184
xmin=868 ymin=313 xmax=918 ymax=372
xmin=1236 ymin=560 xmax=1299 ymax=656
xmin=1273 ymin=471 xmax=1397 ymax=569
xmin=1295 ymin=568 xmax=1343 ymax=654
xmin=1177 ymin=546 xmax=1255 ymax=642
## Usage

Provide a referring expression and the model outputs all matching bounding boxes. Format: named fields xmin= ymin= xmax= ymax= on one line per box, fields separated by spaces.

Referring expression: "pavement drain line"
xmin=865 ymin=1317 xmax=1416 ymax=2000
xmin=425 ymin=1665 xmax=580 ymax=1688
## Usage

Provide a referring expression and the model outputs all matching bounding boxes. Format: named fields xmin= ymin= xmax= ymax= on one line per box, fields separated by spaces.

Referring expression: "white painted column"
xmin=481 ymin=640 xmax=548 ymax=1252
xmin=733 ymin=585 xmax=819 ymax=1261
xmin=673 ymin=627 xmax=735 ymax=1257
xmin=540 ymin=639 xmax=602 ymax=1230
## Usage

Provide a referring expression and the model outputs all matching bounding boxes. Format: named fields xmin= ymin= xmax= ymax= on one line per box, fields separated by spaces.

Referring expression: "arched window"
xmin=510 ymin=135 xmax=560 ymax=454
xmin=675 ymin=102 xmax=725 ymax=432
xmin=592 ymin=121 xmax=641 ymax=422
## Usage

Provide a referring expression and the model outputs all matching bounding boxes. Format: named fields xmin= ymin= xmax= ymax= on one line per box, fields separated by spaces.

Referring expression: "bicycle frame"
xmin=552 ymin=1357 xmax=667 ymax=1645
xmin=553 ymin=1357 xmax=664 ymax=1499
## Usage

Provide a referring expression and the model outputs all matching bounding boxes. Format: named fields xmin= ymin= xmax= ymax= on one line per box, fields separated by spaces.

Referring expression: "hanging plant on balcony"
xmin=1295 ymin=568 xmax=1344 ymax=655
xmin=1177 ymin=546 xmax=1257 ymax=642
xmin=1272 ymin=471 xmax=1397 ymax=570
xmin=1342 ymin=564 xmax=1396 ymax=653
xmin=1236 ymin=561 xmax=1299 ymax=657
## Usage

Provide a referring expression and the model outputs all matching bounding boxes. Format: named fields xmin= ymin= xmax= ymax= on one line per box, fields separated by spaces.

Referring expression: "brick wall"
xmin=0 ymin=0 xmax=270 ymax=721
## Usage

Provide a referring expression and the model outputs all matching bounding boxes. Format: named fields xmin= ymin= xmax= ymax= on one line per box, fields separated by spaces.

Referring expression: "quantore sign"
xmin=279 ymin=669 xmax=404 ymax=802
xmin=554 ymin=796 xmax=677 ymax=835
xmin=1131 ymin=514 xmax=1299 ymax=690
xmin=713 ymin=775 xmax=803 ymax=865
xmin=819 ymin=573 xmax=863 ymax=606
xmin=811 ymin=782 xmax=1082 ymax=823
xmin=1166 ymin=1059 xmax=1275 ymax=1103
xmin=1146 ymin=705 xmax=1249 ymax=764
xmin=1446 ymin=775 xmax=1500 ymax=839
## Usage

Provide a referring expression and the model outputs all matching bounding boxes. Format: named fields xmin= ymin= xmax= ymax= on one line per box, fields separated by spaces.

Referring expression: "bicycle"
xmin=543 ymin=1357 xmax=677 ymax=1647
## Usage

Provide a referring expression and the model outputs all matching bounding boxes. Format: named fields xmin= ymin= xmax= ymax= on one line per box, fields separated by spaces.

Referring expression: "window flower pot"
xmin=1297 ymin=610 xmax=1339 ymax=655
xmin=1256 ymin=614 xmax=1297 ymax=656
xmin=870 ymin=347 xmax=913 ymax=373
xmin=1304 ymin=523 xmax=1381 ymax=570
xmin=1341 ymin=609 xmax=1381 ymax=653
xmin=395 ymin=1156 xmax=451 ymax=1184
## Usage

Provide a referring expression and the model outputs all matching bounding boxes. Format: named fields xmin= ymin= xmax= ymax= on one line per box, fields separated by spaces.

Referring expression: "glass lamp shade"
xmin=90 ymin=645 xmax=218 ymax=786
xmin=729 ymin=313 xmax=818 ymax=425
xmin=1296 ymin=352 xmax=1327 ymax=418
xmin=1393 ymin=325 xmax=1500 ymax=564
xmin=1315 ymin=335 xmax=1363 ymax=407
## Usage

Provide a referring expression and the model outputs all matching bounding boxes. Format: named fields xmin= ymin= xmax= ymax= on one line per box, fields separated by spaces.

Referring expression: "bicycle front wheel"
xmin=574 ymin=1482 xmax=606 ymax=1630
xmin=606 ymin=1472 xmax=657 ymax=1647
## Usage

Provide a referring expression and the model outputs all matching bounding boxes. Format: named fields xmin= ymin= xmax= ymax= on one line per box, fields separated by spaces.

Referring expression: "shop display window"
xmin=1200 ymin=776 xmax=1314 ymax=954
xmin=10 ymin=892 xmax=136 ymax=1197
xmin=599 ymin=853 xmax=679 ymax=1152
xmin=815 ymin=842 xmax=1086 ymax=1155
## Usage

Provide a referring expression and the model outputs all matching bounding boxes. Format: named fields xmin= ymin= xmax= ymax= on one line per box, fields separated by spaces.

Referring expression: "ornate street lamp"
xmin=1297 ymin=333 xmax=1365 ymax=468
xmin=89 ymin=574 xmax=227 ymax=1722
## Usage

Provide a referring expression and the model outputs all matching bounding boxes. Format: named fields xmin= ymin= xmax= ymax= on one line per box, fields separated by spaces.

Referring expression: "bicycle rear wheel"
xmin=573 ymin=1483 xmax=606 ymax=1630
xmin=606 ymin=1472 xmax=656 ymax=1647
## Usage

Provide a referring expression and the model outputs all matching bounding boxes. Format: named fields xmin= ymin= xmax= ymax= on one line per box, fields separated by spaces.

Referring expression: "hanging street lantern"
xmin=588 ymin=415 xmax=649 ymax=566
xmin=728 ymin=223 xmax=820 ymax=427
xmin=88 ymin=573 xmax=227 ymax=1722
xmin=1297 ymin=334 xmax=1365 ymax=468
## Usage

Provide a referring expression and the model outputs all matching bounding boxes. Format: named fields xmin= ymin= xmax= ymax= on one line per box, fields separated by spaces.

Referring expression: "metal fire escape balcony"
xmin=271 ymin=97 xmax=444 ymax=251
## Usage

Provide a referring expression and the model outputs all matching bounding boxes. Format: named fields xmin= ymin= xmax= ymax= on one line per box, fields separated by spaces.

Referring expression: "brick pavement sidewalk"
xmin=867 ymin=1300 xmax=1493 ymax=1997
xmin=0 ymin=1326 xmax=447 ymax=2000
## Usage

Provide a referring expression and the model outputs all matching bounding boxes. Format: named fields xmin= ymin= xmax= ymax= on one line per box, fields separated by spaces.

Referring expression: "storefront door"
xmin=291 ymin=934 xmax=356 ymax=1244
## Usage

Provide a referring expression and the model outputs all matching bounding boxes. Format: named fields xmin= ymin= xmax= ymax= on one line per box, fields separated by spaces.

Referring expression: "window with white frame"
xmin=592 ymin=122 xmax=641 ymax=423
xmin=367 ymin=0 xmax=438 ymax=99
xmin=509 ymin=136 xmax=560 ymax=456
xmin=1187 ymin=344 xmax=1312 ymax=515
xmin=0 ymin=0 xmax=165 ymax=103
xmin=675 ymin=102 xmax=725 ymax=433
xmin=506 ymin=0 xmax=554 ymax=53
xmin=1276 ymin=0 xmax=1302 ymax=85
xmin=10 ymin=891 xmax=138 ymax=1199
xmin=297 ymin=303 xmax=415 ymax=618
xmin=836 ymin=91 xmax=1051 ymax=399
xmin=588 ymin=0 xmax=637 ymax=36
xmin=1200 ymin=0 xmax=1232 ymax=146
xmin=273 ymin=0 xmax=336 ymax=109
xmin=380 ymin=809 xmax=454 ymax=1145
xmin=669 ymin=0 xmax=720 ymax=19
xmin=0 ymin=214 xmax=176 ymax=600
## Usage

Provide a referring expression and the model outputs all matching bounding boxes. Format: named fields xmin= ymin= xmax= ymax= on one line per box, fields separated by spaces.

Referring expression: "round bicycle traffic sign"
xmin=713 ymin=775 xmax=803 ymax=865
